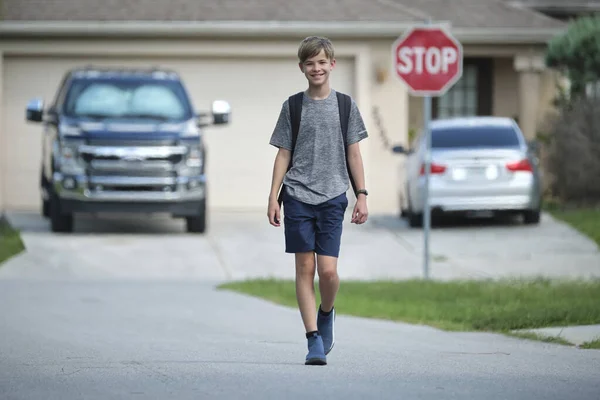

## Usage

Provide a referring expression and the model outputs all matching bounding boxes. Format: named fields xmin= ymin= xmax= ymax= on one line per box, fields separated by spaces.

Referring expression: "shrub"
xmin=546 ymin=14 xmax=600 ymax=97
xmin=543 ymin=95 xmax=600 ymax=205
xmin=542 ymin=15 xmax=600 ymax=206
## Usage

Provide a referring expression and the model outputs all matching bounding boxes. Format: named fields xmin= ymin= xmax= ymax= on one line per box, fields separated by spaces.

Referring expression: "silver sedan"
xmin=393 ymin=117 xmax=542 ymax=227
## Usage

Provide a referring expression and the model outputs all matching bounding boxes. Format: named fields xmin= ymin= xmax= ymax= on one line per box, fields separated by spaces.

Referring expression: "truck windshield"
xmin=63 ymin=78 xmax=194 ymax=121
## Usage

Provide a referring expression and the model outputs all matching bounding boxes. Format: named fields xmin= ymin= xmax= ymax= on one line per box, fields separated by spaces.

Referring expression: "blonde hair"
xmin=297 ymin=36 xmax=335 ymax=64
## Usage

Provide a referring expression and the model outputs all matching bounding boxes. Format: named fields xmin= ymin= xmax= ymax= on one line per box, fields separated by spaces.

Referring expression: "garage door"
xmin=1 ymin=55 xmax=355 ymax=211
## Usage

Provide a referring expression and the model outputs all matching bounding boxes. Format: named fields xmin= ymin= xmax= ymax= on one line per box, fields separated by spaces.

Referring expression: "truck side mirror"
xmin=26 ymin=98 xmax=44 ymax=123
xmin=212 ymin=100 xmax=231 ymax=125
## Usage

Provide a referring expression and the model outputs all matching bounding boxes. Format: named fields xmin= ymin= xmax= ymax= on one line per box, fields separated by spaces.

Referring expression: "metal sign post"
xmin=391 ymin=19 xmax=463 ymax=279
xmin=423 ymin=93 xmax=432 ymax=279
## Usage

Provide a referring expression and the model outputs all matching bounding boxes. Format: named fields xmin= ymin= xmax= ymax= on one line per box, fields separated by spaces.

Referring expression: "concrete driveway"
xmin=1 ymin=209 xmax=598 ymax=282
xmin=1 ymin=210 xmax=600 ymax=399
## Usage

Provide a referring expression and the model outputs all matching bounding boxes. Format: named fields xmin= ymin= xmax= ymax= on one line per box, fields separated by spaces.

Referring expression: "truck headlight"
xmin=57 ymin=141 xmax=84 ymax=175
xmin=186 ymin=147 xmax=203 ymax=169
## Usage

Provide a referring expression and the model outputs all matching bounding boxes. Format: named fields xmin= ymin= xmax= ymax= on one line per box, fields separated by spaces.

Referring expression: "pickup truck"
xmin=25 ymin=67 xmax=230 ymax=234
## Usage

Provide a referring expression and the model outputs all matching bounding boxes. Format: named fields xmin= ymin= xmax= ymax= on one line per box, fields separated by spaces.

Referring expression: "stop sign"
xmin=392 ymin=25 xmax=463 ymax=96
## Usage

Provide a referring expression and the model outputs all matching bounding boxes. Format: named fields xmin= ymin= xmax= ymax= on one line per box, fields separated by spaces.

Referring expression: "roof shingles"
xmin=1 ymin=0 xmax=565 ymax=29
xmin=2 ymin=0 xmax=420 ymax=22
xmin=392 ymin=0 xmax=565 ymax=28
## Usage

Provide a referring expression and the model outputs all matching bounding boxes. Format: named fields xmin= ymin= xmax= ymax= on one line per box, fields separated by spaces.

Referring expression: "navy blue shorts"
xmin=282 ymin=190 xmax=348 ymax=258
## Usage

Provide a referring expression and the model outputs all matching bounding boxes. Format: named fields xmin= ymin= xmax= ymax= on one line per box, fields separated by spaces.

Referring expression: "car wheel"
xmin=399 ymin=193 xmax=408 ymax=219
xmin=406 ymin=196 xmax=422 ymax=228
xmin=523 ymin=209 xmax=541 ymax=225
xmin=49 ymin=193 xmax=73 ymax=233
xmin=408 ymin=210 xmax=423 ymax=228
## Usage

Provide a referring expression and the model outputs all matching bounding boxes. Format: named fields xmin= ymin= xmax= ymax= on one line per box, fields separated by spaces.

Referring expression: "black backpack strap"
xmin=336 ymin=91 xmax=357 ymax=198
xmin=278 ymin=91 xmax=304 ymax=206
xmin=289 ymin=91 xmax=303 ymax=150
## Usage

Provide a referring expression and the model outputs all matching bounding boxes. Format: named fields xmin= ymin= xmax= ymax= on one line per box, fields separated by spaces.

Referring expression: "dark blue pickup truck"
xmin=25 ymin=67 xmax=230 ymax=233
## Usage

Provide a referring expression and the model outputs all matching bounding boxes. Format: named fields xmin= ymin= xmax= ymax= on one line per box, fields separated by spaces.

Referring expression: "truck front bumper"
xmin=52 ymin=172 xmax=206 ymax=216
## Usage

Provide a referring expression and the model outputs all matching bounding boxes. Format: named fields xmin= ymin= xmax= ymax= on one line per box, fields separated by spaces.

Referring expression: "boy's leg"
xmin=314 ymin=193 xmax=348 ymax=355
xmin=317 ymin=255 xmax=339 ymax=313
xmin=316 ymin=254 xmax=338 ymax=355
xmin=295 ymin=251 xmax=318 ymax=333
xmin=283 ymin=193 xmax=326 ymax=365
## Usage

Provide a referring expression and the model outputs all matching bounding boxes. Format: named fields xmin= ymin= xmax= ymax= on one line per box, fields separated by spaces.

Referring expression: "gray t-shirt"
xmin=269 ymin=89 xmax=368 ymax=205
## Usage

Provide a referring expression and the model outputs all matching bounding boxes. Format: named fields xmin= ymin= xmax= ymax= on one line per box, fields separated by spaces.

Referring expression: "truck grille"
xmin=78 ymin=144 xmax=187 ymax=183
xmin=86 ymin=139 xmax=177 ymax=147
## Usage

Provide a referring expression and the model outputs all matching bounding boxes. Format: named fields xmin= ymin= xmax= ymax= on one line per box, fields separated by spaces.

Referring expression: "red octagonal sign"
xmin=392 ymin=25 xmax=463 ymax=96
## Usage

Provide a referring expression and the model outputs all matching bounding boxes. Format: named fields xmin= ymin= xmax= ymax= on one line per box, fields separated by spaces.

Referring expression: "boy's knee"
xmin=295 ymin=252 xmax=316 ymax=277
xmin=317 ymin=256 xmax=338 ymax=281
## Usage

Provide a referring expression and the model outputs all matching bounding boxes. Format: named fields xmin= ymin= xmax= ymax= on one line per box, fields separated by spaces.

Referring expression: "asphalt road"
xmin=1 ymin=279 xmax=599 ymax=400
xmin=0 ymin=211 xmax=599 ymax=399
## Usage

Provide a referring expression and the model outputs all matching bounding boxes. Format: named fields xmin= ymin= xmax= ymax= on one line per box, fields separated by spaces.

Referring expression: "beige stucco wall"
xmin=0 ymin=35 xmax=562 ymax=217
xmin=366 ymin=41 xmax=409 ymax=214
xmin=0 ymin=37 xmax=411 ymax=215
xmin=0 ymin=51 xmax=4 ymax=213
xmin=494 ymin=57 xmax=560 ymax=137
xmin=493 ymin=57 xmax=519 ymax=119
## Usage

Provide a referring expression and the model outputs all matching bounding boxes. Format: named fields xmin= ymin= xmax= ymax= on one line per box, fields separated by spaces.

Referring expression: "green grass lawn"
xmin=219 ymin=278 xmax=600 ymax=334
xmin=0 ymin=217 xmax=25 ymax=265
xmin=580 ymin=339 xmax=600 ymax=349
xmin=544 ymin=203 xmax=600 ymax=247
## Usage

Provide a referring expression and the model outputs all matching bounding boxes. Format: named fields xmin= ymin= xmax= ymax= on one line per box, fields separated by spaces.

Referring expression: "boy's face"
xmin=299 ymin=49 xmax=335 ymax=87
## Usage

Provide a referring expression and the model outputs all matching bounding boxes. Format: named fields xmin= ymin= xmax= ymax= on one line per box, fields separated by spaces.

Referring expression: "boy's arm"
xmin=268 ymin=148 xmax=291 ymax=227
xmin=347 ymin=142 xmax=368 ymax=224
xmin=267 ymin=100 xmax=293 ymax=226
xmin=345 ymin=98 xmax=369 ymax=224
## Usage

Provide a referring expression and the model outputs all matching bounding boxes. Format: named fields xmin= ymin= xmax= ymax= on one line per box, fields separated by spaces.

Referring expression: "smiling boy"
xmin=267 ymin=36 xmax=369 ymax=365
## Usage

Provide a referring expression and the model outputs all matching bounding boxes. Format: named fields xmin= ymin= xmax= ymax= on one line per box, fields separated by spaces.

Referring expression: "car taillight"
xmin=506 ymin=159 xmax=533 ymax=172
xmin=420 ymin=162 xmax=446 ymax=175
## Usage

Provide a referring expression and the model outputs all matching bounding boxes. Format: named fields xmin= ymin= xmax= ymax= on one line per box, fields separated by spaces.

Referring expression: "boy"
xmin=267 ymin=36 xmax=369 ymax=366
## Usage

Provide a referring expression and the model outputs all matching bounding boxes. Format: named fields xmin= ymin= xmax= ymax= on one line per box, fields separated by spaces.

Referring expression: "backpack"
xmin=277 ymin=90 xmax=357 ymax=206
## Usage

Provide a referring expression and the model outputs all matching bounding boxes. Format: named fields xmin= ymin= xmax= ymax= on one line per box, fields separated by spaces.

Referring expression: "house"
xmin=0 ymin=0 xmax=570 ymax=215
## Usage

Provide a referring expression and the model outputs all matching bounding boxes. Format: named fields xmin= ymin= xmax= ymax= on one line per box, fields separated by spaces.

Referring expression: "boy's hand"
xmin=268 ymin=197 xmax=281 ymax=227
xmin=351 ymin=196 xmax=368 ymax=224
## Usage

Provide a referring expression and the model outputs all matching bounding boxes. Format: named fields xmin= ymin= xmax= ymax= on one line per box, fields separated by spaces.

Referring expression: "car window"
xmin=431 ymin=125 xmax=521 ymax=149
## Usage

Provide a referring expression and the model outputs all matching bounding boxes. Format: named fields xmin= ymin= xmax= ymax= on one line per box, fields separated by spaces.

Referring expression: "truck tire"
xmin=49 ymin=193 xmax=73 ymax=233
xmin=186 ymin=201 xmax=206 ymax=234
xmin=41 ymin=172 xmax=50 ymax=218
xmin=42 ymin=199 xmax=50 ymax=218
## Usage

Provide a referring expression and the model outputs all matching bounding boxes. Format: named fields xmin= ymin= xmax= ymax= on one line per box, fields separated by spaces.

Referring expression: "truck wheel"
xmin=41 ymin=173 xmax=50 ymax=218
xmin=42 ymin=199 xmax=50 ymax=218
xmin=186 ymin=201 xmax=206 ymax=234
xmin=49 ymin=193 xmax=73 ymax=233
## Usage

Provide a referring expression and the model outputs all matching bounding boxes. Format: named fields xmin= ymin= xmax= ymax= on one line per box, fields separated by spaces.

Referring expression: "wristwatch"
xmin=356 ymin=189 xmax=368 ymax=196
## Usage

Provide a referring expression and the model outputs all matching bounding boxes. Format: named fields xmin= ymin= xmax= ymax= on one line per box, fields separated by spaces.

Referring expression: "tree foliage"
xmin=546 ymin=14 xmax=600 ymax=96
xmin=543 ymin=95 xmax=600 ymax=205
